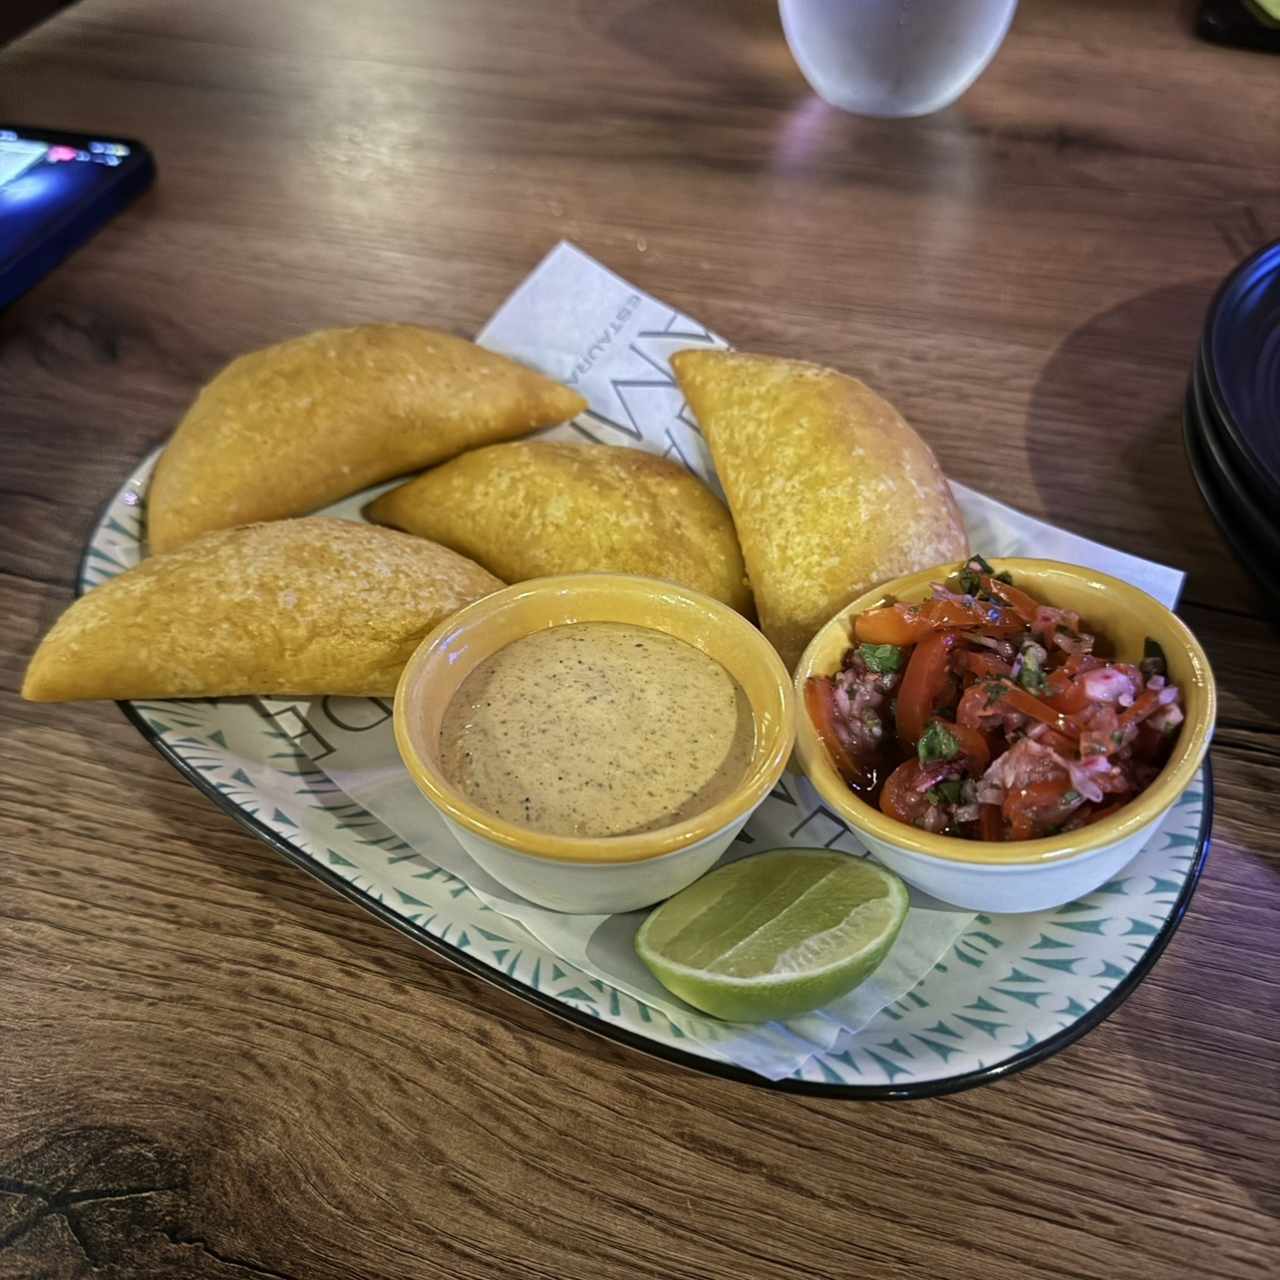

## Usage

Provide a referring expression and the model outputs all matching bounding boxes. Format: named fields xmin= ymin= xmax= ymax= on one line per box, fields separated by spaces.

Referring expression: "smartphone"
xmin=0 ymin=124 xmax=155 ymax=308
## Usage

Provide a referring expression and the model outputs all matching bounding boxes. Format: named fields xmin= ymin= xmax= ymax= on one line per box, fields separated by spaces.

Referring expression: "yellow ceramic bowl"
xmin=794 ymin=559 xmax=1215 ymax=911
xmin=394 ymin=574 xmax=796 ymax=913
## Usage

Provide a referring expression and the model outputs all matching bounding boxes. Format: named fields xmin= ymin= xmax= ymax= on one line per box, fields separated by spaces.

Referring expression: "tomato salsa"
xmin=805 ymin=557 xmax=1185 ymax=841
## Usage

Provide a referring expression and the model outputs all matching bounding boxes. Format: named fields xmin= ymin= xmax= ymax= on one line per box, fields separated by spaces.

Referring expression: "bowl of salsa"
xmin=793 ymin=558 xmax=1215 ymax=912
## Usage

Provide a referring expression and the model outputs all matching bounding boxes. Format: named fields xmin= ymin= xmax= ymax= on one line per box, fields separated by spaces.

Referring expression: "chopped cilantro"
xmin=918 ymin=720 xmax=962 ymax=765
xmin=1018 ymin=646 xmax=1048 ymax=695
xmin=952 ymin=553 xmax=1016 ymax=598
xmin=858 ymin=642 xmax=905 ymax=674
xmin=984 ymin=681 xmax=1007 ymax=708
xmin=956 ymin=554 xmax=998 ymax=596
xmin=1140 ymin=638 xmax=1167 ymax=681
xmin=926 ymin=780 xmax=965 ymax=807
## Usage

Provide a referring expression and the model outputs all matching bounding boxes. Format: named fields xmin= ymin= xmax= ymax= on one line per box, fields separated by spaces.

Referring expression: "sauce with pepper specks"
xmin=439 ymin=622 xmax=755 ymax=838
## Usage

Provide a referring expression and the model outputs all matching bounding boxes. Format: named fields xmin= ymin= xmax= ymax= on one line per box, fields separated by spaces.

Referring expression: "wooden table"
xmin=4 ymin=2 xmax=1277 ymax=1276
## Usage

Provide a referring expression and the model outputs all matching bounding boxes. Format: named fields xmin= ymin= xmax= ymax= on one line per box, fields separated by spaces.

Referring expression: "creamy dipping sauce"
xmin=439 ymin=622 xmax=755 ymax=838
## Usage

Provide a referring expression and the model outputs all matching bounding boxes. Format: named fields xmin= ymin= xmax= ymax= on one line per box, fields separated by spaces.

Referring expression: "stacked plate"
xmin=1184 ymin=237 xmax=1280 ymax=599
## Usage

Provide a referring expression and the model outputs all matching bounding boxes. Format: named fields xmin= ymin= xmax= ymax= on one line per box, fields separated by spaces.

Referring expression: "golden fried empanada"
xmin=671 ymin=349 xmax=968 ymax=669
xmin=23 ymin=518 xmax=503 ymax=701
xmin=148 ymin=325 xmax=586 ymax=552
xmin=365 ymin=442 xmax=753 ymax=615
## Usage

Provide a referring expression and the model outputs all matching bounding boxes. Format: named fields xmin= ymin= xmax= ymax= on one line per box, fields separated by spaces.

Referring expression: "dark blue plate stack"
xmin=1184 ymin=237 xmax=1280 ymax=599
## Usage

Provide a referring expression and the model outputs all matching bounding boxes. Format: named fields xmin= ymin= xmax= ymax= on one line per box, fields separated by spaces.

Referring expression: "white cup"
xmin=779 ymin=0 xmax=1019 ymax=118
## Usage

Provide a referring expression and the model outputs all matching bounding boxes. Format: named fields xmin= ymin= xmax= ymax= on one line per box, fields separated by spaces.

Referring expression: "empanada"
xmin=22 ymin=518 xmax=503 ymax=701
xmin=148 ymin=325 xmax=586 ymax=552
xmin=671 ymin=349 xmax=968 ymax=669
xmin=366 ymin=442 xmax=753 ymax=614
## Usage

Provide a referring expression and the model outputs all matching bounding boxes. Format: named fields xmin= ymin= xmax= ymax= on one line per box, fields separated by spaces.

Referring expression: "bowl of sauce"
xmin=394 ymin=575 xmax=795 ymax=913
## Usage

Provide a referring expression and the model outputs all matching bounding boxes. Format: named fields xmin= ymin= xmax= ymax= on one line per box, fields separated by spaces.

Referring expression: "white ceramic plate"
xmin=80 ymin=454 xmax=1211 ymax=1098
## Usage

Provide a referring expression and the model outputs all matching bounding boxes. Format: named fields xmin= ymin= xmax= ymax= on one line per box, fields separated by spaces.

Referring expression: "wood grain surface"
xmin=3 ymin=1 xmax=1278 ymax=1276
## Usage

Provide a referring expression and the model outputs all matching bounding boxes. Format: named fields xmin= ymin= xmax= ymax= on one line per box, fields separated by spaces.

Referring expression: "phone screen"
xmin=1 ymin=126 xmax=151 ymax=276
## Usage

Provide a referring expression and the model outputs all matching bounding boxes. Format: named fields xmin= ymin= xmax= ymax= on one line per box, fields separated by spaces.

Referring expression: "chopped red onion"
xmin=914 ymin=761 xmax=961 ymax=791
xmin=1081 ymin=666 xmax=1140 ymax=704
xmin=1054 ymin=631 xmax=1093 ymax=656
xmin=918 ymin=807 xmax=949 ymax=833
xmin=967 ymin=633 xmax=1017 ymax=660
xmin=1048 ymin=749 xmax=1105 ymax=804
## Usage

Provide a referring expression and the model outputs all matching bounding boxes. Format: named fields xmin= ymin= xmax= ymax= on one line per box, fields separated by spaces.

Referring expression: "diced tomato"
xmin=957 ymin=682 xmax=1008 ymax=731
xmin=1033 ymin=726 xmax=1078 ymax=755
xmin=855 ymin=595 xmax=1024 ymax=646
xmin=983 ymin=576 xmax=1040 ymax=624
xmin=996 ymin=683 xmax=1083 ymax=737
xmin=804 ymin=676 xmax=865 ymax=785
xmin=896 ymin=632 xmax=958 ymax=746
xmin=1003 ymin=776 xmax=1076 ymax=841
xmin=880 ymin=760 xmax=932 ymax=827
xmin=1046 ymin=669 xmax=1090 ymax=715
xmin=926 ymin=598 xmax=1024 ymax=633
xmin=1063 ymin=652 xmax=1104 ymax=678
xmin=960 ymin=650 xmax=1013 ymax=681
xmin=1078 ymin=703 xmax=1122 ymax=758
xmin=980 ymin=804 xmax=1004 ymax=841
xmin=854 ymin=605 xmax=932 ymax=647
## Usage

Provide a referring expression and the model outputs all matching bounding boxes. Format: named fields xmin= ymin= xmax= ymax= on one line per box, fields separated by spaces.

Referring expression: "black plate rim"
xmin=1188 ymin=366 xmax=1280 ymax=557
xmin=76 ymin=469 xmax=1214 ymax=1101
xmin=1200 ymin=236 xmax=1280 ymax=500
xmin=1183 ymin=385 xmax=1280 ymax=600
xmin=1197 ymin=337 xmax=1280 ymax=515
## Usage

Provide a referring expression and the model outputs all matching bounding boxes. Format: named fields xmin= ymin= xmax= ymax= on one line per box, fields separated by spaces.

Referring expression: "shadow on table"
xmin=1024 ymin=281 xmax=1265 ymax=614
xmin=602 ymin=0 xmax=803 ymax=100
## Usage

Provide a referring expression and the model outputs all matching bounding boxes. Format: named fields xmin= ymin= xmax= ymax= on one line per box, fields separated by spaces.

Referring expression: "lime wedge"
xmin=635 ymin=849 xmax=909 ymax=1022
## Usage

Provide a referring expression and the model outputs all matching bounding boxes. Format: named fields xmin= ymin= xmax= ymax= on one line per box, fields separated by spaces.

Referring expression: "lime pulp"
xmin=635 ymin=849 xmax=909 ymax=1023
